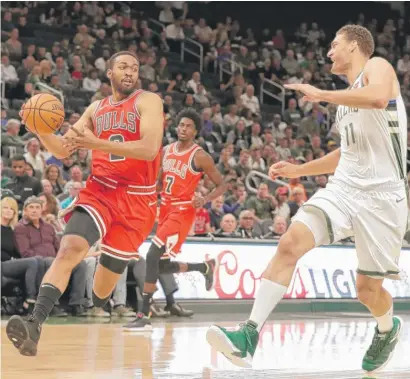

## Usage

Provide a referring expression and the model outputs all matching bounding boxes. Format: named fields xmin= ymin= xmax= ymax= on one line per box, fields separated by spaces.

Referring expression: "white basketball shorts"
xmin=292 ymin=180 xmax=408 ymax=280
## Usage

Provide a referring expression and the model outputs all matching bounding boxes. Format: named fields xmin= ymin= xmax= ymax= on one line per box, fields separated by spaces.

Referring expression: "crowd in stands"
xmin=1 ymin=1 xmax=410 ymax=316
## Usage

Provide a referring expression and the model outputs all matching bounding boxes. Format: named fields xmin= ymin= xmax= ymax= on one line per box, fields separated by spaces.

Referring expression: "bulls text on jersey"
xmin=95 ymin=110 xmax=137 ymax=137
xmin=162 ymin=157 xmax=189 ymax=179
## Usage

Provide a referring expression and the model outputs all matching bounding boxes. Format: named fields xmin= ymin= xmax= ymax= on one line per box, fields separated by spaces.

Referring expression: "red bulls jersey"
xmin=161 ymin=142 xmax=203 ymax=203
xmin=91 ymin=90 xmax=161 ymax=186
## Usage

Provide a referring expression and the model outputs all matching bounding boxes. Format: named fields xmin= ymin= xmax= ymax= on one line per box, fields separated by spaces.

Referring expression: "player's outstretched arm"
xmin=192 ymin=150 xmax=227 ymax=208
xmin=285 ymin=58 xmax=397 ymax=109
xmin=320 ymin=58 xmax=396 ymax=109
xmin=38 ymin=101 xmax=99 ymax=159
xmin=269 ymin=148 xmax=341 ymax=179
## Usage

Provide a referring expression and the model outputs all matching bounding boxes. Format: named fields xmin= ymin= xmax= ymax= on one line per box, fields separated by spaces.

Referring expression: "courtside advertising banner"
xmin=137 ymin=241 xmax=410 ymax=300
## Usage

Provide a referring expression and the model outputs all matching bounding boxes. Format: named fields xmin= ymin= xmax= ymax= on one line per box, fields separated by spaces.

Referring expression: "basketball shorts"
xmin=292 ymin=179 xmax=408 ymax=280
xmin=61 ymin=176 xmax=157 ymax=261
xmin=152 ymin=200 xmax=196 ymax=258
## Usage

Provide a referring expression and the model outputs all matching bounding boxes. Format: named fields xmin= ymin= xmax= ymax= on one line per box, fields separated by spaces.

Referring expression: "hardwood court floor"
xmin=2 ymin=314 xmax=409 ymax=379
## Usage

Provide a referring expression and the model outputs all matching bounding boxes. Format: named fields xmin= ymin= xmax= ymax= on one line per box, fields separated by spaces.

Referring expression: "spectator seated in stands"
xmin=262 ymin=215 xmax=288 ymax=240
xmin=245 ymin=182 xmax=277 ymax=221
xmin=213 ymin=213 xmax=241 ymax=238
xmin=237 ymin=210 xmax=261 ymax=238
xmin=273 ymin=186 xmax=291 ymax=221
xmin=14 ymin=196 xmax=87 ymax=316
xmin=24 ymin=138 xmax=45 ymax=175
xmin=208 ymin=196 xmax=225 ymax=231
xmin=283 ymin=98 xmax=303 ymax=127
xmin=194 ymin=83 xmax=210 ymax=108
xmin=1 ymin=158 xmax=12 ymax=189
xmin=38 ymin=192 xmax=63 ymax=233
xmin=165 ymin=18 xmax=185 ymax=41
xmin=63 ymin=165 xmax=86 ymax=192
xmin=61 ymin=181 xmax=83 ymax=209
xmin=224 ymin=182 xmax=247 ymax=218
xmin=1 ymin=119 xmax=25 ymax=157
xmin=5 ymin=155 xmax=43 ymax=214
xmin=1 ymin=54 xmax=19 ymax=99
xmin=288 ymin=177 xmax=307 ymax=202
xmin=288 ymin=187 xmax=306 ymax=217
xmin=40 ymin=179 xmax=54 ymax=196
xmin=187 ymin=72 xmax=202 ymax=94
xmin=223 ymin=104 xmax=240 ymax=129
xmin=82 ymin=69 xmax=101 ymax=92
xmin=240 ymin=85 xmax=260 ymax=115
xmin=315 ymin=175 xmax=328 ymax=191
xmin=43 ymin=164 xmax=65 ymax=196
xmin=1 ymin=196 xmax=40 ymax=313
xmin=276 ymin=137 xmax=292 ymax=161
xmin=24 ymin=161 xmax=38 ymax=181
xmin=190 ymin=206 xmax=212 ymax=236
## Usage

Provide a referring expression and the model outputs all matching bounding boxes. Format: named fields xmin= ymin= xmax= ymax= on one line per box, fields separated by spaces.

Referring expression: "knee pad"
xmin=92 ymin=290 xmax=111 ymax=308
xmin=99 ymin=253 xmax=128 ymax=275
xmin=145 ymin=244 xmax=165 ymax=284
xmin=146 ymin=243 xmax=165 ymax=263
xmin=64 ymin=207 xmax=101 ymax=248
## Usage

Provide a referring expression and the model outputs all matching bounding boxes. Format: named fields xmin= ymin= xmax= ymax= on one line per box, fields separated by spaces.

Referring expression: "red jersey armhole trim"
xmin=91 ymin=100 xmax=103 ymax=124
xmin=188 ymin=146 xmax=203 ymax=175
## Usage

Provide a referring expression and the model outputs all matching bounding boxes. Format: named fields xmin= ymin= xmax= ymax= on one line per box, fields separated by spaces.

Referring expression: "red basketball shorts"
xmin=62 ymin=176 xmax=157 ymax=261
xmin=153 ymin=201 xmax=196 ymax=258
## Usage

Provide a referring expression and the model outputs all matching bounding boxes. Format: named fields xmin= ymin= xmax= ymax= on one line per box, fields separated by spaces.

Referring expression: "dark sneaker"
xmin=50 ymin=306 xmax=68 ymax=317
xmin=206 ymin=321 xmax=259 ymax=368
xmin=6 ymin=315 xmax=42 ymax=356
xmin=164 ymin=303 xmax=194 ymax=317
xmin=362 ymin=316 xmax=403 ymax=372
xmin=203 ymin=259 xmax=218 ymax=291
xmin=150 ymin=302 xmax=170 ymax=318
xmin=123 ymin=313 xmax=152 ymax=332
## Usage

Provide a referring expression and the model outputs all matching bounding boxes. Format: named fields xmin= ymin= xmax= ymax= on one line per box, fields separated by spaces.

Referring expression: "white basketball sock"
xmin=375 ymin=304 xmax=393 ymax=333
xmin=248 ymin=278 xmax=287 ymax=332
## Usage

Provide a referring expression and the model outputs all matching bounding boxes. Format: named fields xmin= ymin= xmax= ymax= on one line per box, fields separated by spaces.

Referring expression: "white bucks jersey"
xmin=333 ymin=72 xmax=408 ymax=190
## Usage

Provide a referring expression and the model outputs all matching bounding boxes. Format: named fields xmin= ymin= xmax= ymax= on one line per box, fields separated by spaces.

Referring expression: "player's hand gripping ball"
xmin=19 ymin=93 xmax=65 ymax=135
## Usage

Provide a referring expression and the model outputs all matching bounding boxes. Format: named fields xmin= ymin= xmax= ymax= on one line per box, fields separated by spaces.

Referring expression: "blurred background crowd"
xmin=1 ymin=1 xmax=410 ymax=317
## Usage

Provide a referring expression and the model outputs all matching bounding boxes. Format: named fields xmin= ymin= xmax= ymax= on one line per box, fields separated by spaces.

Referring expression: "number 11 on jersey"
xmin=345 ymin=123 xmax=356 ymax=147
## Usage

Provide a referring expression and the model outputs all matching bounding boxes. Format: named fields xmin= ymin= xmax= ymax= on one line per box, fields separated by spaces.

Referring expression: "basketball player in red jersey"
xmin=124 ymin=108 xmax=226 ymax=331
xmin=6 ymin=51 xmax=164 ymax=356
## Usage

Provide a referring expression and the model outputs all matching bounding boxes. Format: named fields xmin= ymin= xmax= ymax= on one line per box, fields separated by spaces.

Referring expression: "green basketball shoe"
xmin=362 ymin=316 xmax=402 ymax=373
xmin=206 ymin=321 xmax=259 ymax=368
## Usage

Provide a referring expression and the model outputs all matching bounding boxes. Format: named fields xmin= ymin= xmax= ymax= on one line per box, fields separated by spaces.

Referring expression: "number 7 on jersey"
xmin=165 ymin=175 xmax=175 ymax=195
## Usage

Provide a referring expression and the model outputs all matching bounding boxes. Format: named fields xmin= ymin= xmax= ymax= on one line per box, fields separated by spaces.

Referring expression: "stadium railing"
xmin=34 ymin=82 xmax=64 ymax=105
xmin=260 ymin=77 xmax=286 ymax=115
xmin=218 ymin=57 xmax=243 ymax=83
xmin=245 ymin=170 xmax=290 ymax=195
xmin=181 ymin=38 xmax=204 ymax=72
xmin=148 ymin=18 xmax=165 ymax=38
xmin=147 ymin=17 xmax=204 ymax=72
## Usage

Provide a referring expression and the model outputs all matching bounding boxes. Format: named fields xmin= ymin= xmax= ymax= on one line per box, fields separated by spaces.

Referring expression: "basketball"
xmin=20 ymin=93 xmax=65 ymax=135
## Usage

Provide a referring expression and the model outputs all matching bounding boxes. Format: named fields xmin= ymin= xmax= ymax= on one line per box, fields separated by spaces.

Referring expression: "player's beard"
xmin=112 ymin=78 xmax=136 ymax=96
